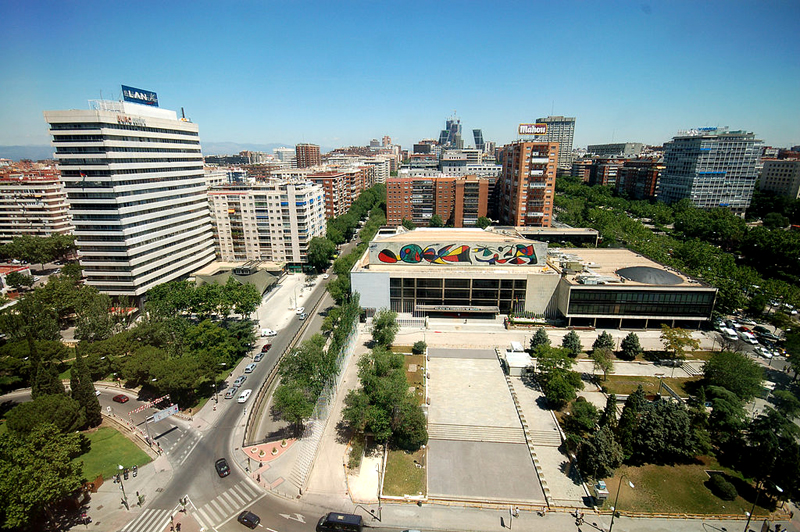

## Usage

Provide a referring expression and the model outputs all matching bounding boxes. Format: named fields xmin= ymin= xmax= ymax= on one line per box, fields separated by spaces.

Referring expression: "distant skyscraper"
xmin=659 ymin=127 xmax=762 ymax=215
xmin=273 ymin=147 xmax=296 ymax=167
xmin=498 ymin=141 xmax=558 ymax=227
xmin=44 ymin=96 xmax=215 ymax=300
xmin=295 ymin=143 xmax=321 ymax=168
xmin=535 ymin=116 xmax=576 ymax=170
xmin=473 ymin=129 xmax=485 ymax=152
xmin=438 ymin=115 xmax=463 ymax=149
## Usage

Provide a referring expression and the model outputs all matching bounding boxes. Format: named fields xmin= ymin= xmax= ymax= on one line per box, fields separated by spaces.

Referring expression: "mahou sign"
xmin=518 ymin=123 xmax=547 ymax=135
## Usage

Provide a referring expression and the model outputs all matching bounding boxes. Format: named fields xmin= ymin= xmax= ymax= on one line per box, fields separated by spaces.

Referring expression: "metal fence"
xmin=287 ymin=318 xmax=360 ymax=492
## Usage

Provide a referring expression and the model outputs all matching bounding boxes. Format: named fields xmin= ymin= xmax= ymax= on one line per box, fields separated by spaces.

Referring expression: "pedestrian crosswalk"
xmin=194 ymin=480 xmax=264 ymax=528
xmin=120 ymin=508 xmax=171 ymax=532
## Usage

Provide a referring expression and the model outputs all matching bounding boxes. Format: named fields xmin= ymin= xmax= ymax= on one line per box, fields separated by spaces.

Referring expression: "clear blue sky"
xmin=1 ymin=0 xmax=798 ymax=151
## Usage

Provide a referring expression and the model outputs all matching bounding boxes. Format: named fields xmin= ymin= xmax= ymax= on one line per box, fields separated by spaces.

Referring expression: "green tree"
xmin=371 ymin=308 xmax=399 ymax=347
xmin=660 ymin=325 xmax=699 ymax=362
xmin=577 ymin=425 xmax=623 ymax=480
xmin=542 ymin=372 xmax=581 ymax=409
xmin=630 ymin=399 xmax=697 ymax=464
xmin=0 ymin=423 xmax=85 ymax=529
xmin=307 ymin=237 xmax=336 ymax=272
xmin=762 ymin=212 xmax=790 ymax=229
xmin=772 ymin=390 xmax=800 ymax=419
xmin=617 ymin=385 xmax=647 ymax=458
xmin=703 ymin=351 xmax=764 ymax=402
xmin=75 ymin=289 xmax=115 ymax=343
xmin=428 ymin=214 xmax=444 ymax=227
xmin=619 ymin=332 xmax=643 ymax=361
xmin=3 ymin=271 xmax=34 ymax=290
xmin=530 ymin=328 xmax=551 ymax=352
xmin=563 ymin=397 xmax=598 ymax=437
xmin=5 ymin=394 xmax=85 ymax=434
xmin=70 ymin=347 xmax=102 ymax=428
xmin=706 ymin=385 xmax=746 ymax=446
xmin=272 ymin=382 xmax=315 ymax=435
xmin=401 ymin=218 xmax=416 ymax=230
xmin=561 ymin=330 xmax=582 ymax=358
xmin=590 ymin=347 xmax=614 ymax=381
xmin=593 ymin=331 xmax=615 ymax=352
xmin=391 ymin=399 xmax=428 ymax=451
xmin=475 ymin=216 xmax=492 ymax=229
xmin=122 ymin=345 xmax=167 ymax=386
xmin=31 ymin=362 xmax=65 ymax=400
xmin=412 ymin=340 xmax=427 ymax=355
xmin=599 ymin=393 xmax=618 ymax=430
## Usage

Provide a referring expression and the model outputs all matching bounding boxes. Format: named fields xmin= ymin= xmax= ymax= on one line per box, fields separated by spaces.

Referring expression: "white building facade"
xmin=0 ymin=175 xmax=73 ymax=244
xmin=44 ymin=99 xmax=216 ymax=298
xmin=208 ymin=181 xmax=325 ymax=263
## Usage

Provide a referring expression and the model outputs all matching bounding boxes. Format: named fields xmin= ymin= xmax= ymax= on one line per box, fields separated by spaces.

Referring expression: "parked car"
xmin=755 ymin=346 xmax=773 ymax=359
xmin=113 ymin=394 xmax=129 ymax=403
xmin=261 ymin=343 xmax=272 ymax=353
xmin=721 ymin=328 xmax=738 ymax=341
xmin=295 ymin=307 xmax=305 ymax=315
xmin=237 ymin=511 xmax=260 ymax=529
xmin=737 ymin=330 xmax=758 ymax=345
xmin=214 ymin=458 xmax=230 ymax=477
xmin=237 ymin=389 xmax=252 ymax=404
xmin=254 ymin=353 xmax=264 ymax=362
xmin=298 ymin=312 xmax=307 ymax=320
xmin=244 ymin=363 xmax=257 ymax=374
xmin=260 ymin=328 xmax=277 ymax=337
xmin=233 ymin=375 xmax=247 ymax=387
xmin=322 ymin=273 xmax=329 ymax=279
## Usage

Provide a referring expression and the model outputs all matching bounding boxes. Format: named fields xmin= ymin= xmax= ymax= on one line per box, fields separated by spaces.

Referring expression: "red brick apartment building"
xmin=497 ymin=141 xmax=557 ymax=227
xmin=308 ymin=166 xmax=374 ymax=219
xmin=386 ymin=175 xmax=489 ymax=227
xmin=295 ymin=143 xmax=321 ymax=168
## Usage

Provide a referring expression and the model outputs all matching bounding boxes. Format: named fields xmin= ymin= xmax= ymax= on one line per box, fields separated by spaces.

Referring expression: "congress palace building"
xmin=351 ymin=227 xmax=716 ymax=329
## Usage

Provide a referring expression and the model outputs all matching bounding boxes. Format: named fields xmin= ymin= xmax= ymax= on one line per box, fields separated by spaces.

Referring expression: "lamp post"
xmin=608 ymin=476 xmax=634 ymax=532
xmin=117 ymin=465 xmax=129 ymax=510
xmin=743 ymin=482 xmax=782 ymax=532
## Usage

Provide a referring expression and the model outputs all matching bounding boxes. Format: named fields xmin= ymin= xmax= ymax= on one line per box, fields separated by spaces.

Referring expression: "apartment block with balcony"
xmin=0 ymin=169 xmax=73 ymax=244
xmin=498 ymin=141 xmax=558 ymax=227
xmin=44 ymin=99 xmax=215 ymax=299
xmin=386 ymin=175 xmax=488 ymax=227
xmin=208 ymin=181 xmax=325 ymax=264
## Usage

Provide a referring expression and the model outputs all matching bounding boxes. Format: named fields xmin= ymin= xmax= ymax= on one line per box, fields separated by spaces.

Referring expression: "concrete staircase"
xmin=682 ymin=361 xmax=704 ymax=376
xmin=427 ymin=423 xmax=527 ymax=444
xmin=527 ymin=429 xmax=563 ymax=447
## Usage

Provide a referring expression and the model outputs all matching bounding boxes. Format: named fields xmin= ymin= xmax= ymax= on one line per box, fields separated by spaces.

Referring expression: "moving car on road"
xmin=113 ymin=394 xmax=129 ymax=403
xmin=214 ymin=458 xmax=230 ymax=477
xmin=316 ymin=512 xmax=363 ymax=532
xmin=237 ymin=510 xmax=260 ymax=529
xmin=260 ymin=328 xmax=277 ymax=337
xmin=237 ymin=389 xmax=252 ymax=403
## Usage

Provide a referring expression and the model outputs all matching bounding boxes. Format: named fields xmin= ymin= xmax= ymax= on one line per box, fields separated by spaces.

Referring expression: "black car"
xmin=214 ymin=458 xmax=230 ymax=478
xmin=237 ymin=510 xmax=260 ymax=529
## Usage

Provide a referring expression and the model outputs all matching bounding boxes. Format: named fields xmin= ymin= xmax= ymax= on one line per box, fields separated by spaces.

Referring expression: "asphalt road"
xmin=120 ymin=272 xmax=335 ymax=532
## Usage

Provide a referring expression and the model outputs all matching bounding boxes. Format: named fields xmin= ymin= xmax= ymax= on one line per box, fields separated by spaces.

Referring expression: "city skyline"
xmin=1 ymin=1 xmax=799 ymax=153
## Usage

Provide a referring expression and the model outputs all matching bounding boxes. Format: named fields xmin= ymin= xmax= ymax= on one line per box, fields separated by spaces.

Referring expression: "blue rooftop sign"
xmin=121 ymin=85 xmax=159 ymax=107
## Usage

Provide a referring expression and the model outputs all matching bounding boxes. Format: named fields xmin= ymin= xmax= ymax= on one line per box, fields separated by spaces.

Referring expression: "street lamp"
xmin=608 ymin=476 xmax=634 ymax=532
xmin=117 ymin=465 xmax=129 ymax=510
xmin=743 ymin=482 xmax=782 ymax=532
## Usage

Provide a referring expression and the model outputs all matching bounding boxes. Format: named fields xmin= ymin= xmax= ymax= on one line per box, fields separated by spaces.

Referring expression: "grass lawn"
xmin=600 ymin=375 xmax=702 ymax=398
xmin=382 ymin=447 xmax=426 ymax=497
xmin=74 ymin=425 xmax=151 ymax=482
xmin=602 ymin=458 xmax=773 ymax=516
xmin=405 ymin=354 xmax=425 ymax=406
xmin=391 ymin=345 xmax=413 ymax=354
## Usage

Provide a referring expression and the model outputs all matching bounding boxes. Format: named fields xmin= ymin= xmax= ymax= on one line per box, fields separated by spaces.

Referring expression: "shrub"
xmin=708 ymin=474 xmax=737 ymax=501
xmin=348 ymin=436 xmax=365 ymax=469
xmin=412 ymin=341 xmax=427 ymax=355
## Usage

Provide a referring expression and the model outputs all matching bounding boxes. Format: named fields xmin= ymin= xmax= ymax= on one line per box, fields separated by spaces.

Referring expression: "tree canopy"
xmin=703 ymin=351 xmax=764 ymax=402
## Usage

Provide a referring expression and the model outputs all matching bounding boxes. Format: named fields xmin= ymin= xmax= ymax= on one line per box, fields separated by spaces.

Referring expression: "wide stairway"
xmin=427 ymin=422 xmax=527 ymax=444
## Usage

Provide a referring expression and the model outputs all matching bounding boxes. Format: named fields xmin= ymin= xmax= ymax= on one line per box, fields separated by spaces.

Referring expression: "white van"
xmin=244 ymin=363 xmax=257 ymax=373
xmin=721 ymin=328 xmax=738 ymax=341
xmin=237 ymin=389 xmax=252 ymax=403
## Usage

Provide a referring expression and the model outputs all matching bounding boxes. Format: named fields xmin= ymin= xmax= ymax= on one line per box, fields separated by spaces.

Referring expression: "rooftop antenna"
xmin=181 ymin=107 xmax=186 ymax=119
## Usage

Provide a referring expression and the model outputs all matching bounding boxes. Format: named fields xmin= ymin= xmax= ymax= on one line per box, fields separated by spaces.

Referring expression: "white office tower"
xmin=44 ymin=98 xmax=215 ymax=300
xmin=660 ymin=127 xmax=762 ymax=215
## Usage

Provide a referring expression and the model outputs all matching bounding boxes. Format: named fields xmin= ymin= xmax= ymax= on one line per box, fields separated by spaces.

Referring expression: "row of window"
xmin=50 ymin=122 xmax=199 ymax=137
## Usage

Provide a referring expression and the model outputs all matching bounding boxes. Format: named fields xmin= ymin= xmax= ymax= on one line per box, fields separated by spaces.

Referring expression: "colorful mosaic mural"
xmin=377 ymin=243 xmax=539 ymax=265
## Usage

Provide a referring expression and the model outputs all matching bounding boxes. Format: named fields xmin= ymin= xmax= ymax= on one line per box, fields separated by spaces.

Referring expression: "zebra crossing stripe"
xmin=194 ymin=507 xmax=212 ymax=529
xmin=121 ymin=509 xmax=170 ymax=532
xmin=219 ymin=491 xmax=237 ymax=511
xmin=238 ymin=481 xmax=259 ymax=498
xmin=201 ymin=502 xmax=220 ymax=522
xmin=208 ymin=498 xmax=226 ymax=516
xmin=228 ymin=486 xmax=247 ymax=506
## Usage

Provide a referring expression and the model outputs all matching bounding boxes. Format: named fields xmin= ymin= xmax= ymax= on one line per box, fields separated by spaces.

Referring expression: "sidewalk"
xmin=75 ymin=454 xmax=173 ymax=532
